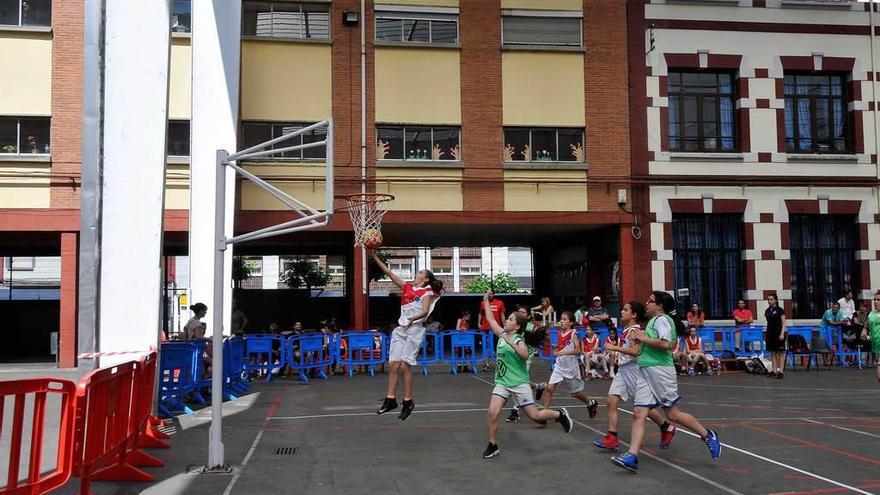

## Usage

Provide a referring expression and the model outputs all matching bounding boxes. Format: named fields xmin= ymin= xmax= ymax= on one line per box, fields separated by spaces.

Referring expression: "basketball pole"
xmin=208 ymin=151 xmax=228 ymax=470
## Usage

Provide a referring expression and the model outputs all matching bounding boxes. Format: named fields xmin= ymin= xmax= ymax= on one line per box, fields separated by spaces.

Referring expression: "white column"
xmin=263 ymin=256 xmax=280 ymax=289
xmin=452 ymin=247 xmax=461 ymax=292
xmin=189 ymin=0 xmax=242 ymax=337
xmin=97 ymin=0 xmax=172 ymax=365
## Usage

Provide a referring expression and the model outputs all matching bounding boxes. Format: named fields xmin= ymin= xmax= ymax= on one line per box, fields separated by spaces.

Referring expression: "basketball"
xmin=360 ymin=228 xmax=383 ymax=250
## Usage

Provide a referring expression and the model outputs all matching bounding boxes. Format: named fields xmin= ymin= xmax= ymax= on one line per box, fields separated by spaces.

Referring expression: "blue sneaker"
xmin=611 ymin=452 xmax=638 ymax=473
xmin=704 ymin=429 xmax=721 ymax=459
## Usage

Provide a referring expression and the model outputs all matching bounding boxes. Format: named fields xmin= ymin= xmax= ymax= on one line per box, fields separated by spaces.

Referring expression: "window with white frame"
xmin=501 ymin=13 xmax=582 ymax=47
xmin=0 ymin=117 xmax=50 ymax=155
xmin=242 ymin=1 xmax=330 ymax=39
xmin=8 ymin=257 xmax=35 ymax=271
xmin=241 ymin=121 xmax=326 ymax=160
xmin=377 ymin=125 xmax=460 ymax=161
xmin=375 ymin=10 xmax=458 ymax=44
xmin=503 ymin=127 xmax=584 ymax=162
xmin=0 ymin=0 xmax=51 ymax=27
xmin=389 ymin=261 xmax=414 ymax=280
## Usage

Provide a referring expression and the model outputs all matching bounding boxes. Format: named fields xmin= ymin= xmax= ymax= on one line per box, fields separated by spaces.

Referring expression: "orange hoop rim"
xmin=335 ymin=193 xmax=395 ymax=212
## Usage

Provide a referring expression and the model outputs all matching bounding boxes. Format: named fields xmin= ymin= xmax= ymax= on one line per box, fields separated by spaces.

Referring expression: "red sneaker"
xmin=593 ymin=433 xmax=619 ymax=451
xmin=659 ymin=425 xmax=677 ymax=449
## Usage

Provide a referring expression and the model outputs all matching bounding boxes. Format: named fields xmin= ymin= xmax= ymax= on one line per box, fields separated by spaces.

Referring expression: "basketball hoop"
xmin=339 ymin=193 xmax=394 ymax=250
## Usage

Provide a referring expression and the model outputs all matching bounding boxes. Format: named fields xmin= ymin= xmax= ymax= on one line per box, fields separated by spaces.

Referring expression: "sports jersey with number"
xmin=398 ymin=283 xmax=437 ymax=326
xmin=495 ymin=334 xmax=530 ymax=388
xmin=582 ymin=335 xmax=599 ymax=354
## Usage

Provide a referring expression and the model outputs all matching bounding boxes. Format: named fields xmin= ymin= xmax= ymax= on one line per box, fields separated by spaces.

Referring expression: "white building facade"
xmin=631 ymin=0 xmax=880 ymax=321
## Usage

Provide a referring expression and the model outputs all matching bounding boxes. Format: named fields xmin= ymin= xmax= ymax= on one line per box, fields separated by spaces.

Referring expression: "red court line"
xmin=765 ymin=482 xmax=880 ymax=495
xmin=266 ymin=393 xmax=282 ymax=420
xmin=740 ymin=423 xmax=880 ymax=467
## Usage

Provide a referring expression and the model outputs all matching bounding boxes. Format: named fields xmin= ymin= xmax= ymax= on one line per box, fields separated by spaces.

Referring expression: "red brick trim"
xmin=738 ymin=104 xmax=751 ymax=152
xmin=781 ymin=259 xmax=792 ymax=290
xmin=745 ymin=260 xmax=756 ymax=291
xmin=713 ymin=199 xmax=748 ymax=214
xmin=775 ymin=109 xmax=786 ymax=152
xmin=859 ymin=224 xmax=869 ymax=250
xmin=780 ymin=222 xmax=790 ymax=250
xmin=754 ymin=68 xmax=769 ymax=78
xmin=780 ymin=55 xmax=855 ymax=72
xmin=775 ymin=78 xmax=784 ymax=98
xmin=651 ymin=19 xmax=869 ymax=36
xmin=756 ymin=98 xmax=770 ymax=109
xmin=59 ymin=232 xmax=78 ymax=368
xmin=743 ymin=223 xmax=755 ymax=250
xmin=761 ymin=250 xmax=774 ymax=260
xmin=663 ymin=53 xmax=742 ymax=70
xmin=758 ymin=152 xmax=771 ymax=162
xmin=860 ymin=260 xmax=871 ymax=293
xmin=784 ymin=200 xmax=820 ymax=215
xmin=853 ymin=110 xmax=865 ymax=154
xmin=737 ymin=78 xmax=750 ymax=99
xmin=760 ymin=213 xmax=774 ymax=223
xmin=664 ymin=260 xmax=674 ymax=290
xmin=753 ymin=0 xmax=767 ymax=7
xmin=668 ymin=199 xmax=704 ymax=213
xmin=659 ymin=76 xmax=668 ymax=97
xmin=827 ymin=200 xmax=862 ymax=215
xmin=664 ymin=222 xmax=673 ymax=247
xmin=660 ymin=106 xmax=669 ymax=150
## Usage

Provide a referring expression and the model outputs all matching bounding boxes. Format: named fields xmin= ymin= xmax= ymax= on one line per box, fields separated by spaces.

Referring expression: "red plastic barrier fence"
xmin=0 ymin=378 xmax=77 ymax=495
xmin=130 ymin=352 xmax=169 ymax=451
xmin=73 ymin=361 xmax=153 ymax=495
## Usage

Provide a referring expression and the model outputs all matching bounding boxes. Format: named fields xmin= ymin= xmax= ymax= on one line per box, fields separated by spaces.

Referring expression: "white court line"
xmin=677 ymin=382 xmax=880 ymax=393
xmin=468 ymin=375 xmax=743 ymax=495
xmin=223 ymin=395 xmax=280 ymax=495
xmin=270 ymin=404 xmax=597 ymax=421
xmin=801 ymin=418 xmax=880 ymax=440
xmin=617 ymin=407 xmax=877 ymax=495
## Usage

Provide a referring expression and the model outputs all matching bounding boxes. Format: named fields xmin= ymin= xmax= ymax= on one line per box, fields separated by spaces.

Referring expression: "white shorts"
xmin=388 ymin=324 xmax=426 ymax=366
xmin=687 ymin=351 xmax=703 ymax=363
xmin=549 ymin=374 xmax=584 ymax=394
xmin=492 ymin=383 xmax=535 ymax=408
xmin=607 ymin=363 xmax=639 ymax=402
xmin=633 ymin=366 xmax=681 ymax=409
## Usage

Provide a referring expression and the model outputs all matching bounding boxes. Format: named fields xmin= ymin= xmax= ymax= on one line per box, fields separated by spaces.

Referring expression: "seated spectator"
xmin=687 ymin=304 xmax=705 ymax=329
xmin=684 ymin=327 xmax=712 ymax=376
xmin=581 ymin=327 xmax=609 ymax=379
xmin=584 ymin=296 xmax=610 ymax=332
xmin=672 ymin=336 xmax=688 ymax=375
xmin=821 ymin=302 xmax=847 ymax=348
xmin=732 ymin=299 xmax=754 ymax=351
xmin=425 ymin=316 xmax=443 ymax=332
xmin=810 ymin=329 xmax=834 ymax=367
xmin=531 ymin=296 xmax=555 ymax=323
xmin=268 ymin=322 xmax=280 ymax=334
xmin=604 ymin=327 xmax=620 ymax=376
xmin=456 ymin=310 xmax=472 ymax=331
xmin=183 ymin=303 xmax=209 ymax=341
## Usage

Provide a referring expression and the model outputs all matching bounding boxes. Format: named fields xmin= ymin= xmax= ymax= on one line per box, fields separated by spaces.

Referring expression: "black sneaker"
xmin=776 ymin=372 xmax=784 ymax=380
xmin=377 ymin=397 xmax=398 ymax=415
xmin=482 ymin=442 xmax=500 ymax=459
xmin=766 ymin=371 xmax=777 ymax=378
xmin=506 ymin=408 xmax=520 ymax=423
xmin=587 ymin=400 xmax=598 ymax=419
xmin=398 ymin=399 xmax=415 ymax=420
xmin=556 ymin=408 xmax=573 ymax=433
xmin=535 ymin=382 xmax=547 ymax=402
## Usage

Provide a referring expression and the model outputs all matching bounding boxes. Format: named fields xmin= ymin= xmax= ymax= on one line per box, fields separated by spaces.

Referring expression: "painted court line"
xmin=617 ymin=407 xmax=877 ymax=495
xmin=801 ymin=419 xmax=880 ymax=440
xmin=223 ymin=393 xmax=281 ymax=495
xmin=677 ymin=382 xmax=880 ymax=393
xmin=270 ymin=404 xmax=598 ymax=421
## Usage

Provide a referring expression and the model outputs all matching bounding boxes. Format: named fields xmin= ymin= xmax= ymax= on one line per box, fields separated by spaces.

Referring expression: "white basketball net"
xmin=342 ymin=193 xmax=394 ymax=246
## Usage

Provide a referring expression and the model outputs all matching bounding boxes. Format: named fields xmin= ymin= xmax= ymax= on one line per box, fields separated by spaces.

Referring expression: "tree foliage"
xmin=465 ymin=273 xmax=520 ymax=294
xmin=232 ymin=256 xmax=258 ymax=288
xmin=280 ymin=256 xmax=331 ymax=293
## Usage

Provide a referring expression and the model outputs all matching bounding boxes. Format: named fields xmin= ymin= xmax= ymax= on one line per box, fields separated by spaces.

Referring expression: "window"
xmin=784 ymin=74 xmax=850 ymax=153
xmin=171 ymin=0 xmax=191 ymax=32
xmin=167 ymin=121 xmax=189 ymax=156
xmin=389 ymin=261 xmax=414 ymax=280
xmin=501 ymin=15 xmax=581 ymax=47
xmin=240 ymin=122 xmax=326 ymax=160
xmin=789 ymin=214 xmax=858 ymax=318
xmin=377 ymin=126 xmax=460 ymax=161
xmin=672 ymin=214 xmax=743 ymax=319
xmin=0 ymin=117 xmax=50 ymax=155
xmin=431 ymin=257 xmax=453 ymax=275
xmin=0 ymin=0 xmax=51 ymax=27
xmin=668 ymin=71 xmax=736 ymax=152
xmin=242 ymin=1 xmax=330 ymax=39
xmin=8 ymin=257 xmax=35 ymax=271
xmin=503 ymin=128 xmax=584 ymax=162
xmin=375 ymin=11 xmax=458 ymax=44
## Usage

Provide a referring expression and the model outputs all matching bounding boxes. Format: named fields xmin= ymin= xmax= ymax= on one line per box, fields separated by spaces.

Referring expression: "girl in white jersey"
xmin=542 ymin=312 xmax=599 ymax=419
xmin=594 ymin=302 xmax=675 ymax=451
xmin=372 ymin=252 xmax=443 ymax=420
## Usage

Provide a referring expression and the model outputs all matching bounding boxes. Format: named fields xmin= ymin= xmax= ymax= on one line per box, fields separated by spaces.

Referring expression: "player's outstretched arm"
xmin=369 ymin=251 xmax=405 ymax=288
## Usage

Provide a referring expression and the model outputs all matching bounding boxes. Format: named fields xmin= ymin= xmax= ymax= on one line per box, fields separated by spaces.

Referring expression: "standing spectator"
xmin=231 ymin=300 xmax=248 ymax=335
xmin=731 ymin=299 xmax=754 ymax=351
xmin=456 ymin=310 xmax=472 ymax=331
xmin=530 ymin=297 xmax=555 ymax=324
xmin=574 ymin=301 xmax=587 ymax=327
xmin=821 ymin=302 xmax=846 ymax=350
xmin=687 ymin=304 xmax=705 ymax=329
xmin=764 ymin=293 xmax=787 ymax=379
xmin=183 ymin=303 xmax=208 ymax=341
xmin=837 ymin=290 xmax=856 ymax=322
xmin=584 ymin=296 xmax=610 ymax=332
xmin=478 ymin=288 xmax=506 ymax=371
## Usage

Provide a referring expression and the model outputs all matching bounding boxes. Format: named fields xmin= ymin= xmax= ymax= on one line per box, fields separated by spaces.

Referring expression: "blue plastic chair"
xmin=417 ymin=332 xmax=441 ymax=376
xmin=443 ymin=330 xmax=482 ymax=375
xmin=245 ymin=334 xmax=285 ymax=383
xmin=159 ymin=343 xmax=198 ymax=416
xmin=285 ymin=333 xmax=331 ymax=383
xmin=736 ymin=326 xmax=766 ymax=357
xmin=696 ymin=328 xmax=718 ymax=353
xmin=223 ymin=336 xmax=250 ymax=399
xmin=339 ymin=332 xmax=386 ymax=377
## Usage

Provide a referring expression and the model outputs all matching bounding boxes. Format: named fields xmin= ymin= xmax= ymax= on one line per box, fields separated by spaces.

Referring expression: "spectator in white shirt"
xmin=837 ymin=290 xmax=856 ymax=321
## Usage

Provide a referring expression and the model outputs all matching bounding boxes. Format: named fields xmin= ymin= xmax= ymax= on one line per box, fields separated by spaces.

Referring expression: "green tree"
xmin=367 ymin=250 xmax=390 ymax=283
xmin=465 ymin=273 xmax=520 ymax=294
xmin=232 ymin=256 xmax=258 ymax=288
xmin=280 ymin=256 xmax=331 ymax=294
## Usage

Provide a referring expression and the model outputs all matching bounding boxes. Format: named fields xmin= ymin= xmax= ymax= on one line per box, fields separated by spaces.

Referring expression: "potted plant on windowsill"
xmin=1 ymin=145 xmax=16 ymax=154
xmin=27 ymin=136 xmax=38 ymax=153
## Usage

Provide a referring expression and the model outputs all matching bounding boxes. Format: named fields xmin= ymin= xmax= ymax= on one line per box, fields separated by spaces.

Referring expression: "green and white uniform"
xmin=868 ymin=310 xmax=880 ymax=355
xmin=492 ymin=334 xmax=535 ymax=407
xmin=634 ymin=314 xmax=681 ymax=409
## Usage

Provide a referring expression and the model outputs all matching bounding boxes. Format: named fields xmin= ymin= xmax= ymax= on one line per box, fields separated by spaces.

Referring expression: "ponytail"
xmin=651 ymin=291 xmax=685 ymax=336
xmin=424 ymin=269 xmax=444 ymax=294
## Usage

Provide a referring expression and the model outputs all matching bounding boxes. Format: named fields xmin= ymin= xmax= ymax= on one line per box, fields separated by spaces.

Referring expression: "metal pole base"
xmin=199 ymin=465 xmax=234 ymax=474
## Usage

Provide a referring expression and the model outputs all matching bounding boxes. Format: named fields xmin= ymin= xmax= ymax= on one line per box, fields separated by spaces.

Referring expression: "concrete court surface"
xmin=4 ymin=362 xmax=880 ymax=495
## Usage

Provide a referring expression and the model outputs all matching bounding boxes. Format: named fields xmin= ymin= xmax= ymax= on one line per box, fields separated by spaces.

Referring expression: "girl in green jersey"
xmin=481 ymin=292 xmax=573 ymax=459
